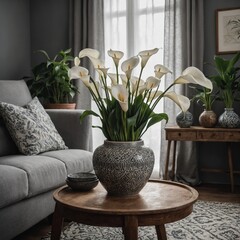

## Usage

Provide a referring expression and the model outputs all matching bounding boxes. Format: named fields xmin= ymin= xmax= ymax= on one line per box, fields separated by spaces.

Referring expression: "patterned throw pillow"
xmin=0 ymin=97 xmax=68 ymax=155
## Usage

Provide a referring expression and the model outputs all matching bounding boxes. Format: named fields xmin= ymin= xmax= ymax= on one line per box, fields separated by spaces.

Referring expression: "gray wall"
xmin=199 ymin=0 xmax=240 ymax=184
xmin=30 ymin=0 xmax=69 ymax=66
xmin=0 ymin=0 xmax=31 ymax=79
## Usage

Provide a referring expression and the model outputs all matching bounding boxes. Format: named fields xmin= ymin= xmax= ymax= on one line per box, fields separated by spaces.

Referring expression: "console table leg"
xmin=155 ymin=224 xmax=167 ymax=240
xmin=171 ymin=141 xmax=177 ymax=179
xmin=227 ymin=143 xmax=234 ymax=193
xmin=123 ymin=216 xmax=138 ymax=240
xmin=164 ymin=140 xmax=172 ymax=180
xmin=51 ymin=203 xmax=63 ymax=240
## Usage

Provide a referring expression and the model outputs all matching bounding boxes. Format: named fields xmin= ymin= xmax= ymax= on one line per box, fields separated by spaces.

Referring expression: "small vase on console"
xmin=218 ymin=108 xmax=240 ymax=128
xmin=199 ymin=110 xmax=217 ymax=128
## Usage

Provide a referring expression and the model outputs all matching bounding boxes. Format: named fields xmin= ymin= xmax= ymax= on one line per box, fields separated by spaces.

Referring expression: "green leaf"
xmin=79 ymin=110 xmax=100 ymax=123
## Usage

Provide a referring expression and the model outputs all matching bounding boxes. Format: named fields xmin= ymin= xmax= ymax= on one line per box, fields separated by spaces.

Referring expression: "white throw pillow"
xmin=0 ymin=97 xmax=68 ymax=155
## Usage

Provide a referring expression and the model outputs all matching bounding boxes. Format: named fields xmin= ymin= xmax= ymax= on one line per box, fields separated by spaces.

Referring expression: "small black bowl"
xmin=66 ymin=178 xmax=99 ymax=191
xmin=67 ymin=172 xmax=98 ymax=182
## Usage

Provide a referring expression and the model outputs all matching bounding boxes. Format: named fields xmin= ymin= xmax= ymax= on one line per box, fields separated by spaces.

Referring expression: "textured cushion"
xmin=0 ymin=97 xmax=67 ymax=155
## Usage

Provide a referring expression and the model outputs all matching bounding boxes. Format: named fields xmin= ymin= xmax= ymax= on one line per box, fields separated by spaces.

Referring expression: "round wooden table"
xmin=51 ymin=180 xmax=198 ymax=240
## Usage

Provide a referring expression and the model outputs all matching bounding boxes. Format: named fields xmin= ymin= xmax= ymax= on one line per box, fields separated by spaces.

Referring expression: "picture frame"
xmin=216 ymin=8 xmax=240 ymax=54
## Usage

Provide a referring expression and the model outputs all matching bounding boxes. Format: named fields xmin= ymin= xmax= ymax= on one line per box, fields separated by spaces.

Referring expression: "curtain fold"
xmin=68 ymin=0 xmax=105 ymax=151
xmin=161 ymin=0 xmax=204 ymax=185
xmin=69 ymin=0 xmax=104 ymax=110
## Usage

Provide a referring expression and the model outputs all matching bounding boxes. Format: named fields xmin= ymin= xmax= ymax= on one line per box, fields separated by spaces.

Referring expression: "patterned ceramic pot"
xmin=176 ymin=111 xmax=193 ymax=128
xmin=218 ymin=108 xmax=240 ymax=128
xmin=93 ymin=140 xmax=154 ymax=197
xmin=199 ymin=110 xmax=217 ymax=128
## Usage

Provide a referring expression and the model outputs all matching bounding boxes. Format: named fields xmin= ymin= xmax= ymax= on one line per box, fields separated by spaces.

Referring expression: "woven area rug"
xmin=42 ymin=200 xmax=240 ymax=240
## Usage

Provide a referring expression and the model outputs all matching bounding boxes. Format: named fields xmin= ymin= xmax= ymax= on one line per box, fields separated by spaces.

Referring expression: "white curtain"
xmin=101 ymin=0 xmax=166 ymax=177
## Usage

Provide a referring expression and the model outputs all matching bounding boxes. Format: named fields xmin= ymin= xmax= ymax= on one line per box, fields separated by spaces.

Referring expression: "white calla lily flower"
xmin=108 ymin=49 xmax=124 ymax=67
xmin=111 ymin=85 xmax=129 ymax=112
xmin=121 ymin=56 xmax=139 ymax=79
xmin=68 ymin=66 xmax=89 ymax=80
xmin=79 ymin=48 xmax=100 ymax=59
xmin=98 ymin=67 xmax=109 ymax=78
xmin=174 ymin=67 xmax=213 ymax=91
xmin=164 ymin=91 xmax=190 ymax=112
xmin=145 ymin=76 xmax=161 ymax=90
xmin=154 ymin=64 xmax=172 ymax=79
xmin=138 ymin=48 xmax=159 ymax=68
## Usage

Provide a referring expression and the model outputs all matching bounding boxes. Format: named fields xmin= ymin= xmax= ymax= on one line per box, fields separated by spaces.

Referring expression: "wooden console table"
xmin=164 ymin=126 xmax=240 ymax=192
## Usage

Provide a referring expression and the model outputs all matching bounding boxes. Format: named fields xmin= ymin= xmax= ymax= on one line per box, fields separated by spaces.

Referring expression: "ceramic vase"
xmin=92 ymin=140 xmax=154 ymax=197
xmin=218 ymin=108 xmax=240 ymax=128
xmin=176 ymin=111 xmax=193 ymax=128
xmin=199 ymin=110 xmax=217 ymax=128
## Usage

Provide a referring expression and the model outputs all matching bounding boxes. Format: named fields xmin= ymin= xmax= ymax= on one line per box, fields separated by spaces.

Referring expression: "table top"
xmin=53 ymin=180 xmax=198 ymax=215
xmin=165 ymin=126 xmax=240 ymax=132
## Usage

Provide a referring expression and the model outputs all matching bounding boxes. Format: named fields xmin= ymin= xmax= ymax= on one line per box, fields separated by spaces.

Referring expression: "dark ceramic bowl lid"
xmin=67 ymin=172 xmax=98 ymax=182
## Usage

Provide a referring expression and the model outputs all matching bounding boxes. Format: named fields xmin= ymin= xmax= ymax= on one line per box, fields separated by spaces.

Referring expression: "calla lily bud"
xmin=74 ymin=57 xmax=80 ymax=66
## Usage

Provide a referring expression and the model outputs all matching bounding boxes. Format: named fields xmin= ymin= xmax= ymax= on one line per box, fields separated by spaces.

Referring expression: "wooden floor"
xmin=13 ymin=183 xmax=240 ymax=240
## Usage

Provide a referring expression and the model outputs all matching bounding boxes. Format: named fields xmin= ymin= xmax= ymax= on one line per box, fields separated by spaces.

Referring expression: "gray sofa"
xmin=0 ymin=80 xmax=93 ymax=240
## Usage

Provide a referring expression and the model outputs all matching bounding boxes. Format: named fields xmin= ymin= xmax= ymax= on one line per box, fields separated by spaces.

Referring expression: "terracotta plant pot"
xmin=44 ymin=103 xmax=76 ymax=109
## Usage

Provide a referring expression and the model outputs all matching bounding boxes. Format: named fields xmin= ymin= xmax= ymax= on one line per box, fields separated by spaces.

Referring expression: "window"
xmin=102 ymin=0 xmax=165 ymax=176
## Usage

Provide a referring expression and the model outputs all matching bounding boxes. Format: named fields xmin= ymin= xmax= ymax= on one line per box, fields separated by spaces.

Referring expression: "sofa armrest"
xmin=46 ymin=109 xmax=92 ymax=151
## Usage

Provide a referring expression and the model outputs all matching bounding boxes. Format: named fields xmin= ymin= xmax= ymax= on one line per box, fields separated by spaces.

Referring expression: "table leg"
xmin=227 ymin=143 xmax=234 ymax=193
xmin=155 ymin=225 xmax=167 ymax=240
xmin=123 ymin=216 xmax=138 ymax=240
xmin=51 ymin=203 xmax=63 ymax=240
xmin=171 ymin=141 xmax=177 ymax=179
xmin=164 ymin=140 xmax=172 ymax=180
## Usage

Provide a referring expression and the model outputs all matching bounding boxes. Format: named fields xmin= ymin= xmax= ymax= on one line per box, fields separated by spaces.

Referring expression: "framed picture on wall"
xmin=216 ymin=8 xmax=240 ymax=54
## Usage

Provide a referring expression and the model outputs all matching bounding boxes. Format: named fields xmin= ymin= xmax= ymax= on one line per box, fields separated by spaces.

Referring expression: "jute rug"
xmin=42 ymin=200 xmax=240 ymax=240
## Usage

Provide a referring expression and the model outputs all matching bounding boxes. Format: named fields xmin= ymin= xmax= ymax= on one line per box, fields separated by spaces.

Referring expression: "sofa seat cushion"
xmin=0 ymin=165 xmax=28 ymax=208
xmin=0 ymin=155 xmax=67 ymax=198
xmin=40 ymin=149 xmax=93 ymax=173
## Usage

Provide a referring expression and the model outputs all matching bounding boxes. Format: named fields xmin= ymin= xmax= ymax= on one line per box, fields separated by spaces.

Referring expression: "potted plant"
xmin=68 ymin=48 xmax=212 ymax=196
xmin=190 ymin=85 xmax=217 ymax=128
xmin=210 ymin=52 xmax=240 ymax=128
xmin=27 ymin=49 xmax=78 ymax=109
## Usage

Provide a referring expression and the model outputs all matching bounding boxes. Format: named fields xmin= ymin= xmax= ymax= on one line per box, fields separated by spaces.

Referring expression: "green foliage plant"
xmin=28 ymin=49 xmax=78 ymax=104
xmin=190 ymin=86 xmax=216 ymax=111
xmin=210 ymin=52 xmax=240 ymax=108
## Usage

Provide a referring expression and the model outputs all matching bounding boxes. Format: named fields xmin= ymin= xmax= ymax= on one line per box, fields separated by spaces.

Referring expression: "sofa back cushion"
xmin=0 ymin=80 xmax=32 ymax=156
